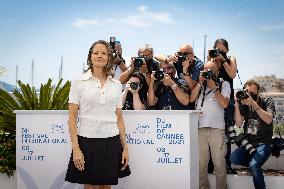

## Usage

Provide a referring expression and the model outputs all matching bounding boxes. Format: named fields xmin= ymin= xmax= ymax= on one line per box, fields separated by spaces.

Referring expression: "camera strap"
xmin=236 ymin=69 xmax=244 ymax=87
xmin=200 ymin=85 xmax=212 ymax=108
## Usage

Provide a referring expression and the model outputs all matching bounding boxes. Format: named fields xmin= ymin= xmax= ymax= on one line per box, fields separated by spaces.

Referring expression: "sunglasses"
xmin=177 ymin=52 xmax=193 ymax=56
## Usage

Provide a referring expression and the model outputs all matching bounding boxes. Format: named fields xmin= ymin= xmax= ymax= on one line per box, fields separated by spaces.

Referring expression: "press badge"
xmin=247 ymin=119 xmax=259 ymax=135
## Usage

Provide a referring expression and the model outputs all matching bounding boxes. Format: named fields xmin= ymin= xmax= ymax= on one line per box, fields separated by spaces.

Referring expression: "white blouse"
xmin=69 ymin=69 xmax=122 ymax=138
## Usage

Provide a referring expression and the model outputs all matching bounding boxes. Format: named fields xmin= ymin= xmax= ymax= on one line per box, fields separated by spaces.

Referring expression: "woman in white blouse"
xmin=65 ymin=40 xmax=130 ymax=189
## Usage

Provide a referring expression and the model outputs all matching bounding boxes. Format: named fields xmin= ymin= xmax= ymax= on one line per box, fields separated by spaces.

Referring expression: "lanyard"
xmin=200 ymin=85 xmax=212 ymax=108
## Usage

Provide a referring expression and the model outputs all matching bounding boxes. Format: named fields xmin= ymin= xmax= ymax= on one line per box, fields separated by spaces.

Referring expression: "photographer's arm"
xmin=172 ymin=85 xmax=190 ymax=106
xmin=234 ymin=102 xmax=244 ymax=127
xmin=207 ymin=79 xmax=229 ymax=108
xmin=222 ymin=56 xmax=237 ymax=79
xmin=243 ymin=99 xmax=273 ymax=124
xmin=119 ymin=67 xmax=134 ymax=84
xmin=163 ymin=75 xmax=189 ymax=105
xmin=118 ymin=62 xmax=128 ymax=72
xmin=214 ymin=90 xmax=229 ymax=109
xmin=189 ymin=83 xmax=201 ymax=103
xmin=132 ymin=92 xmax=145 ymax=110
xmin=147 ymin=74 xmax=158 ymax=106
xmin=183 ymin=75 xmax=197 ymax=90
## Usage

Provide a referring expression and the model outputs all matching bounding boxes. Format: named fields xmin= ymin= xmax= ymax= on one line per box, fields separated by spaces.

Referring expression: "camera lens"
xmin=130 ymin=82 xmax=139 ymax=90
xmin=134 ymin=57 xmax=144 ymax=69
xmin=201 ymin=70 xmax=214 ymax=79
xmin=154 ymin=70 xmax=164 ymax=80
xmin=236 ymin=90 xmax=249 ymax=101
xmin=209 ymin=49 xmax=219 ymax=58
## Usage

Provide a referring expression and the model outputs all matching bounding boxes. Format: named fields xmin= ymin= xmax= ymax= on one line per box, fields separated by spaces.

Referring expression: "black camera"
xmin=235 ymin=133 xmax=256 ymax=155
xmin=201 ymin=69 xmax=217 ymax=81
xmin=134 ymin=57 xmax=145 ymax=70
xmin=173 ymin=54 xmax=187 ymax=77
xmin=236 ymin=89 xmax=249 ymax=103
xmin=154 ymin=69 xmax=165 ymax=81
xmin=176 ymin=54 xmax=187 ymax=63
xmin=271 ymin=137 xmax=284 ymax=158
xmin=129 ymin=82 xmax=140 ymax=90
xmin=208 ymin=48 xmax=222 ymax=58
xmin=110 ymin=37 xmax=116 ymax=50
xmin=227 ymin=125 xmax=237 ymax=143
xmin=109 ymin=37 xmax=120 ymax=60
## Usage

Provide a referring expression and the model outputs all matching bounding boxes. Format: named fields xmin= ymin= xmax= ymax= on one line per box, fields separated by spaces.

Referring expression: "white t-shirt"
xmin=196 ymin=81 xmax=231 ymax=129
xmin=69 ymin=69 xmax=122 ymax=138
xmin=114 ymin=64 xmax=126 ymax=90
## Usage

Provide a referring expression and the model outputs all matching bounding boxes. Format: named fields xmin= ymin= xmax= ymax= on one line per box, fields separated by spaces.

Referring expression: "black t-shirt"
xmin=122 ymin=90 xmax=147 ymax=110
xmin=122 ymin=74 xmax=148 ymax=110
xmin=240 ymin=97 xmax=274 ymax=145
xmin=218 ymin=61 xmax=234 ymax=100
xmin=154 ymin=78 xmax=194 ymax=110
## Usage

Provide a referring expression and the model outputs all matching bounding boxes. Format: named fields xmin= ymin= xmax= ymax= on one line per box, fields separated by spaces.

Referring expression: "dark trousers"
xmin=230 ymin=144 xmax=271 ymax=189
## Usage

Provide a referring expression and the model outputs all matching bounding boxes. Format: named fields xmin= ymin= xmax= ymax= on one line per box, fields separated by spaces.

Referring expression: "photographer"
xmin=166 ymin=44 xmax=203 ymax=90
xmin=230 ymin=80 xmax=274 ymax=189
xmin=119 ymin=44 xmax=159 ymax=86
xmin=122 ymin=72 xmax=146 ymax=110
xmin=147 ymin=61 xmax=190 ymax=110
xmin=190 ymin=61 xmax=230 ymax=189
xmin=208 ymin=38 xmax=238 ymax=174
xmin=109 ymin=38 xmax=127 ymax=80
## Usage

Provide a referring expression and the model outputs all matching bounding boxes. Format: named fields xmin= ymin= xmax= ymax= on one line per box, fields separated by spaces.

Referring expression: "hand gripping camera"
xmin=235 ymin=133 xmax=256 ymax=155
xmin=208 ymin=49 xmax=222 ymax=58
xmin=208 ymin=48 xmax=229 ymax=61
xmin=133 ymin=57 xmax=145 ymax=70
xmin=174 ymin=53 xmax=188 ymax=77
xmin=201 ymin=69 xmax=218 ymax=82
xmin=129 ymin=82 xmax=141 ymax=90
xmin=154 ymin=69 xmax=165 ymax=81
xmin=236 ymin=89 xmax=250 ymax=103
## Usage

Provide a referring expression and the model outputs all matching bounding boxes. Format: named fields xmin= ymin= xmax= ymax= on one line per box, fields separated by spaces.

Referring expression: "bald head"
xmin=204 ymin=61 xmax=219 ymax=74
xmin=179 ymin=44 xmax=193 ymax=53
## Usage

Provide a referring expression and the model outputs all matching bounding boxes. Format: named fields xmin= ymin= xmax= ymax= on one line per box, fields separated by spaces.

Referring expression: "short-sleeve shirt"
xmin=240 ymin=97 xmax=274 ymax=145
xmin=69 ymin=69 xmax=122 ymax=138
xmin=196 ymin=81 xmax=231 ymax=129
xmin=177 ymin=56 xmax=204 ymax=81
xmin=154 ymin=78 xmax=193 ymax=110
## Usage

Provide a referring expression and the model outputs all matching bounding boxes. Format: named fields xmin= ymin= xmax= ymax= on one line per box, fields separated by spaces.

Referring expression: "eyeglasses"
xmin=177 ymin=52 xmax=193 ymax=56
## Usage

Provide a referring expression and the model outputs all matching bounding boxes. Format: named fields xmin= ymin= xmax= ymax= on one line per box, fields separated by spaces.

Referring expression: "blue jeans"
xmin=230 ymin=143 xmax=271 ymax=189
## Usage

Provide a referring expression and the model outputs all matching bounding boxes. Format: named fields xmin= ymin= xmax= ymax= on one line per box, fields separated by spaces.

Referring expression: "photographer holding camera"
xmin=122 ymin=72 xmax=146 ymax=110
xmin=109 ymin=38 xmax=127 ymax=81
xmin=207 ymin=38 xmax=238 ymax=174
xmin=119 ymin=45 xmax=159 ymax=109
xmin=166 ymin=44 xmax=203 ymax=90
xmin=230 ymin=80 xmax=274 ymax=189
xmin=147 ymin=61 xmax=190 ymax=110
xmin=190 ymin=61 xmax=230 ymax=189
xmin=119 ymin=44 xmax=159 ymax=85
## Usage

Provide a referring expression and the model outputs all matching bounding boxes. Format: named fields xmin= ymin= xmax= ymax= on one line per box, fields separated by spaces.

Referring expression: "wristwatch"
xmin=171 ymin=84 xmax=178 ymax=91
xmin=183 ymin=72 xmax=190 ymax=77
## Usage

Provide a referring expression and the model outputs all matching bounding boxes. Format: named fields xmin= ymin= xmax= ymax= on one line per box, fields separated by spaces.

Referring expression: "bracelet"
xmin=254 ymin=106 xmax=261 ymax=112
xmin=183 ymin=72 xmax=190 ymax=76
xmin=171 ymin=84 xmax=178 ymax=91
